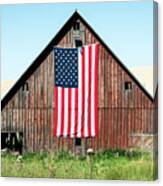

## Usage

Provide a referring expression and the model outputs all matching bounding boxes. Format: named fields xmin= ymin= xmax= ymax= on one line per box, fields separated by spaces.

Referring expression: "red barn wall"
xmin=1 ymin=19 xmax=157 ymax=153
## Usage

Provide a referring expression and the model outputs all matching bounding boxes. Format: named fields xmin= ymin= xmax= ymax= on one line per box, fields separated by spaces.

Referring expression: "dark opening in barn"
xmin=73 ymin=21 xmax=80 ymax=30
xmin=75 ymin=138 xmax=82 ymax=146
xmin=75 ymin=39 xmax=83 ymax=47
xmin=1 ymin=132 xmax=23 ymax=154
xmin=124 ymin=81 xmax=132 ymax=91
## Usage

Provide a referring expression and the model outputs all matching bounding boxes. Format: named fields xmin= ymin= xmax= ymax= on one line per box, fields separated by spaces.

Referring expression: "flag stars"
xmin=54 ymin=48 xmax=78 ymax=88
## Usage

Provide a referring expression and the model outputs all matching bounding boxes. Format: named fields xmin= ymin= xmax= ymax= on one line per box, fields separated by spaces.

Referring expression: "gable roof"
xmin=1 ymin=11 xmax=154 ymax=109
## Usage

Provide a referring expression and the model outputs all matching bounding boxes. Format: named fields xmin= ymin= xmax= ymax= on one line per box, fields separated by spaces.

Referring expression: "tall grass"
xmin=1 ymin=149 xmax=157 ymax=180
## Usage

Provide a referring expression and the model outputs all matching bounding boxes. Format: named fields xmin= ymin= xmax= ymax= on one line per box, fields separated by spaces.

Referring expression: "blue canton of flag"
xmin=54 ymin=48 xmax=78 ymax=88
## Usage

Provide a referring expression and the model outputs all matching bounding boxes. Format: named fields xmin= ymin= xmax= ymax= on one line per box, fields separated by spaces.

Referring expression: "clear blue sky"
xmin=1 ymin=0 xmax=154 ymax=81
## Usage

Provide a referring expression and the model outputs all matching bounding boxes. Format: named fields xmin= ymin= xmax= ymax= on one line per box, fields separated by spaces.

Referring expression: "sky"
xmin=1 ymin=0 xmax=154 ymax=82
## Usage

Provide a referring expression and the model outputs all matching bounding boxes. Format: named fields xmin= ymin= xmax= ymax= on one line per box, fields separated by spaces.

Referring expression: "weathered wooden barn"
xmin=1 ymin=12 xmax=158 ymax=154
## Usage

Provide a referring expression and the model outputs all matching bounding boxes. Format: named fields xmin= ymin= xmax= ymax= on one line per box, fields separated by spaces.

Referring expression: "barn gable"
xmin=1 ymin=11 xmax=154 ymax=109
xmin=1 ymin=11 xmax=157 ymax=153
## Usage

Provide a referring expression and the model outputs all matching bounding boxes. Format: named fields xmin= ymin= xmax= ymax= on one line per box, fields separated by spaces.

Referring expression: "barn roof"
xmin=1 ymin=11 xmax=155 ymax=109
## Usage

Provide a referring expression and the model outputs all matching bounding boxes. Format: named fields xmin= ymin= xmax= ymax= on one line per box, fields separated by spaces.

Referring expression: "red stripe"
xmin=81 ymin=47 xmax=85 ymax=138
xmin=74 ymin=88 xmax=78 ymax=137
xmin=54 ymin=87 xmax=58 ymax=136
xmin=60 ymin=88 xmax=64 ymax=136
xmin=95 ymin=44 xmax=99 ymax=136
xmin=88 ymin=46 xmax=92 ymax=137
xmin=67 ymin=88 xmax=72 ymax=136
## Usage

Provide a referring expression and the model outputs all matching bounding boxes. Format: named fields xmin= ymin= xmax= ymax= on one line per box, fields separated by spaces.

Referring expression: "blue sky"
xmin=1 ymin=0 xmax=154 ymax=81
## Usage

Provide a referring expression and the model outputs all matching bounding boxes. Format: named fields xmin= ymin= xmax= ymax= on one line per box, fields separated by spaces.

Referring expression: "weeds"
xmin=1 ymin=149 xmax=157 ymax=180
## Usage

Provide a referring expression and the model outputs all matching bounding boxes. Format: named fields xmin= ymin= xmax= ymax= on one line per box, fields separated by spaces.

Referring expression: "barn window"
xmin=124 ymin=81 xmax=132 ymax=91
xmin=23 ymin=82 xmax=29 ymax=91
xmin=73 ymin=21 xmax=80 ymax=31
xmin=75 ymin=39 xmax=82 ymax=47
xmin=75 ymin=138 xmax=81 ymax=146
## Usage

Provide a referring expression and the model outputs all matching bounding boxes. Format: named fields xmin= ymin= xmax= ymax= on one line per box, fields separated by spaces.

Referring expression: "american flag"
xmin=53 ymin=44 xmax=99 ymax=138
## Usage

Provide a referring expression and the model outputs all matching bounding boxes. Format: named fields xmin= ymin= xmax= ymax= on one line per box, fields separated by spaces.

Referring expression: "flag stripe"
xmin=95 ymin=44 xmax=99 ymax=135
xmin=88 ymin=45 xmax=92 ymax=137
xmin=84 ymin=46 xmax=89 ymax=137
xmin=57 ymin=87 xmax=62 ymax=136
xmin=81 ymin=47 xmax=85 ymax=138
xmin=70 ymin=88 xmax=75 ymax=137
xmin=54 ymin=87 xmax=58 ymax=136
xmin=77 ymin=48 xmax=82 ymax=138
xmin=91 ymin=44 xmax=95 ymax=136
xmin=74 ymin=88 xmax=78 ymax=137
xmin=63 ymin=88 xmax=68 ymax=136
xmin=60 ymin=88 xmax=65 ymax=136
xmin=67 ymin=88 xmax=72 ymax=136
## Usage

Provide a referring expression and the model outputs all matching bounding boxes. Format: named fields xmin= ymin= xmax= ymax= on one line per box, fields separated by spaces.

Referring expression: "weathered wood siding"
xmin=1 ymin=19 xmax=157 ymax=153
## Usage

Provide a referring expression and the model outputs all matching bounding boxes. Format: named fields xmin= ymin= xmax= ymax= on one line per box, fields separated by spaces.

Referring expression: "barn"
xmin=1 ymin=12 xmax=158 ymax=155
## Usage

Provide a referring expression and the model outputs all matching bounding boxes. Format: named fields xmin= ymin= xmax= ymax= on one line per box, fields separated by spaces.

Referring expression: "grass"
xmin=1 ymin=149 xmax=157 ymax=180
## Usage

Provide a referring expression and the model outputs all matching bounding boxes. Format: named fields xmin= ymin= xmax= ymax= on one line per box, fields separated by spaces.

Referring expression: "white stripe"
xmin=63 ymin=88 xmax=68 ymax=137
xmin=57 ymin=87 xmax=62 ymax=137
xmin=77 ymin=48 xmax=82 ymax=137
xmin=84 ymin=46 xmax=89 ymax=137
xmin=70 ymin=88 xmax=75 ymax=137
xmin=91 ymin=44 xmax=96 ymax=136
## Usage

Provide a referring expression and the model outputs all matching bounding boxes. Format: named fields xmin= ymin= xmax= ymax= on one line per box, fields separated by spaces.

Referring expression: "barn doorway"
xmin=1 ymin=132 xmax=23 ymax=154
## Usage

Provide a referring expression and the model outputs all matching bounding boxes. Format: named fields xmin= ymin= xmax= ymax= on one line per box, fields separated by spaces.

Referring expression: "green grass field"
xmin=1 ymin=150 xmax=157 ymax=180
